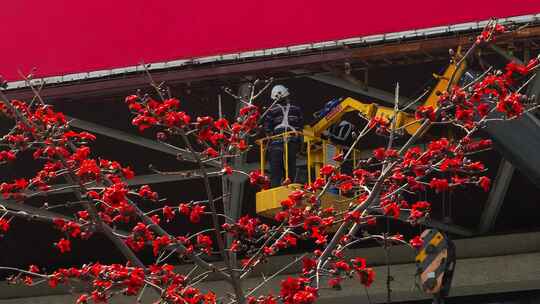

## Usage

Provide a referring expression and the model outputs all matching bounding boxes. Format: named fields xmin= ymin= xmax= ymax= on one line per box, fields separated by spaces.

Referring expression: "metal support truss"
xmin=291 ymin=70 xmax=412 ymax=106
xmin=68 ymin=117 xmax=221 ymax=167
xmin=478 ymin=159 xmax=515 ymax=234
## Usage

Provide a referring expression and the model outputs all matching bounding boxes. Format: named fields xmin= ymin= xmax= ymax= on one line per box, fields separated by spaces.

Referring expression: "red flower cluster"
xmin=249 ymin=170 xmax=270 ymax=189
xmin=178 ymin=204 xmax=206 ymax=223
xmin=280 ymin=277 xmax=318 ymax=304
xmin=409 ymin=235 xmax=424 ymax=249
xmin=415 ymin=105 xmax=436 ymax=121
xmin=475 ymin=23 xmax=505 ymax=44
xmin=43 ymin=263 xmax=165 ymax=302
xmin=55 ymin=238 xmax=71 ymax=253
xmin=0 ymin=178 xmax=28 ymax=200
xmin=409 ymin=201 xmax=431 ymax=222
xmin=126 ymin=222 xmax=154 ymax=252
xmin=53 ymin=218 xmax=83 ymax=238
xmin=351 ymin=257 xmax=375 ymax=287
xmin=0 ymin=219 xmax=10 ymax=233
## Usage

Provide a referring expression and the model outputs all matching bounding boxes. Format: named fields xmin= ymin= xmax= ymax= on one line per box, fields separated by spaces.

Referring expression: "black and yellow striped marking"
xmin=415 ymin=229 xmax=450 ymax=294
xmin=416 ymin=231 xmax=444 ymax=264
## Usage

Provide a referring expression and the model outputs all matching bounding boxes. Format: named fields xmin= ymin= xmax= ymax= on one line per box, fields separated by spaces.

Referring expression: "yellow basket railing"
xmin=256 ymin=130 xmax=362 ymax=186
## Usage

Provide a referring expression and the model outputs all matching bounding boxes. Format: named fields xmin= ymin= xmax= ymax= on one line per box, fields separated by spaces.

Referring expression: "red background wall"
xmin=1 ymin=1 xmax=539 ymax=80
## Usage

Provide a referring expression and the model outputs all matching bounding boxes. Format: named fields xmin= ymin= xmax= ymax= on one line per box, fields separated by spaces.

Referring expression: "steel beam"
xmin=127 ymin=171 xmax=221 ymax=185
xmin=478 ymin=159 xmax=515 ymax=234
xmin=305 ymin=73 xmax=412 ymax=106
xmin=371 ymin=208 xmax=474 ymax=236
xmin=489 ymin=44 xmax=524 ymax=64
xmin=227 ymin=84 xmax=250 ymax=222
xmin=67 ymin=117 xmax=221 ymax=167
xmin=402 ymin=211 xmax=473 ymax=236
xmin=24 ymin=172 xmax=221 ymax=198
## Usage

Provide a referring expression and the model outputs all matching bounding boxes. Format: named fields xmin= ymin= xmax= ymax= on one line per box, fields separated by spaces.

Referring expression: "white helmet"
xmin=271 ymin=85 xmax=290 ymax=101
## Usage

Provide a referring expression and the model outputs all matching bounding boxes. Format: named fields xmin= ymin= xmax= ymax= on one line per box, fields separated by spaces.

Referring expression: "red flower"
xmin=351 ymin=257 xmax=366 ymax=271
xmin=332 ymin=153 xmax=344 ymax=162
xmin=76 ymin=294 xmax=89 ymax=304
xmin=497 ymin=93 xmax=524 ymax=118
xmin=14 ymin=178 xmax=28 ymax=190
xmin=275 ymin=211 xmax=289 ymax=222
xmin=369 ymin=116 xmax=389 ymax=130
xmin=409 ymin=235 xmax=424 ymax=249
xmin=288 ymin=190 xmax=305 ymax=201
xmin=328 ymin=277 xmax=342 ymax=289
xmin=428 ymin=138 xmax=450 ymax=154
xmin=301 ymin=257 xmax=317 ymax=274
xmin=197 ymin=234 xmax=213 ymax=254
xmin=55 ymin=238 xmax=71 ymax=253
xmin=440 ymin=157 xmax=462 ymax=172
xmin=311 ymin=178 xmax=326 ymax=190
xmin=310 ymin=227 xmax=327 ymax=245
xmin=138 ymin=185 xmax=158 ymax=200
xmin=373 ymin=147 xmax=386 ymax=160
xmin=391 ymin=170 xmax=405 ymax=181
xmin=222 ymin=165 xmax=233 ymax=175
xmin=0 ymin=219 xmax=9 ymax=233
xmin=152 ymin=235 xmax=172 ymax=256
xmin=339 ymin=180 xmax=354 ymax=193
xmin=430 ymin=178 xmax=449 ymax=193
xmin=179 ymin=203 xmax=191 ymax=215
xmin=292 ymin=290 xmax=317 ymax=304
xmin=204 ymin=292 xmax=217 ymax=304
xmin=150 ymin=214 xmax=161 ymax=225
xmin=214 ymin=118 xmax=229 ymax=130
xmin=465 ymin=161 xmax=485 ymax=171
xmin=197 ymin=116 xmax=214 ymax=127
xmin=383 ymin=202 xmax=400 ymax=219
xmin=230 ymin=240 xmax=240 ymax=252
xmin=48 ymin=277 xmax=59 ymax=288
xmin=284 ymin=234 xmax=297 ymax=247
xmin=29 ymin=265 xmax=40 ymax=273
xmin=357 ymin=268 xmax=375 ymax=287
xmin=280 ymin=198 xmax=295 ymax=209
xmin=163 ymin=206 xmax=175 ymax=222
xmin=248 ymin=170 xmax=270 ymax=189
xmin=203 ymin=147 xmax=219 ymax=158
xmin=415 ymin=105 xmax=436 ymax=121
xmin=477 ymin=103 xmax=490 ymax=117
xmin=121 ymin=167 xmax=135 ymax=179
xmin=333 ymin=261 xmax=351 ymax=272
xmin=124 ymin=95 xmax=139 ymax=104
xmin=239 ymin=105 xmax=258 ymax=116
xmin=236 ymin=139 xmax=249 ymax=151
xmin=190 ymin=205 xmax=206 ymax=223
xmin=410 ymin=201 xmax=430 ymax=221
xmin=319 ymin=164 xmax=335 ymax=177
xmin=0 ymin=150 xmax=16 ymax=162
xmin=478 ymin=176 xmax=491 ymax=192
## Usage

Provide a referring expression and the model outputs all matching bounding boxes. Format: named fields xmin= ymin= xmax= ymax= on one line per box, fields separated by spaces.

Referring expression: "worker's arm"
xmin=263 ymin=107 xmax=275 ymax=135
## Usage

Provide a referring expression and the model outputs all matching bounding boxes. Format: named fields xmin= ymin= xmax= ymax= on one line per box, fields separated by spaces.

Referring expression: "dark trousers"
xmin=268 ymin=141 xmax=299 ymax=187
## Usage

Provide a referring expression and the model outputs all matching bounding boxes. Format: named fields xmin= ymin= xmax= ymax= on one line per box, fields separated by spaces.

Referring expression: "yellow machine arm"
xmin=303 ymin=53 xmax=467 ymax=138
